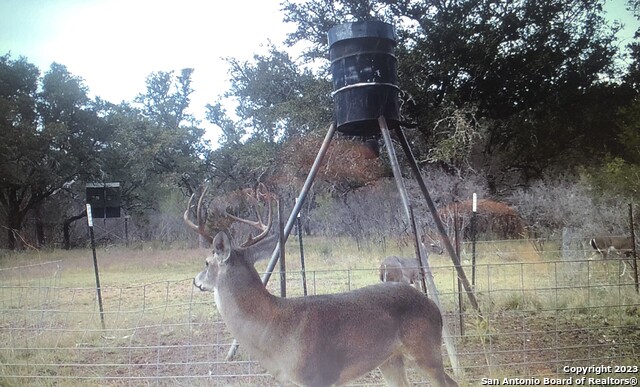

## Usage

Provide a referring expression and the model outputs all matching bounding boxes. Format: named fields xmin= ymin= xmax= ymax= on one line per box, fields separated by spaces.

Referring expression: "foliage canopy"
xmin=2 ymin=0 xmax=640 ymax=249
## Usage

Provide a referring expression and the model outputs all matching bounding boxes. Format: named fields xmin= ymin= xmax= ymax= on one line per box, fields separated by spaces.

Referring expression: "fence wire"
xmin=0 ymin=247 xmax=639 ymax=386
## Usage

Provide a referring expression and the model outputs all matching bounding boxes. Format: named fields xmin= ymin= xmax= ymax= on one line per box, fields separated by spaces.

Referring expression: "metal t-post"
xmin=296 ymin=200 xmax=308 ymax=296
xmin=86 ymin=204 xmax=106 ymax=330
xmin=629 ymin=203 xmax=639 ymax=293
xmin=471 ymin=193 xmax=478 ymax=289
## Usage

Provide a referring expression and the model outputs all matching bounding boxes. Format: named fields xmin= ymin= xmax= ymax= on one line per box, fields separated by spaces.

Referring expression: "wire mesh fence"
xmin=0 ymin=241 xmax=639 ymax=386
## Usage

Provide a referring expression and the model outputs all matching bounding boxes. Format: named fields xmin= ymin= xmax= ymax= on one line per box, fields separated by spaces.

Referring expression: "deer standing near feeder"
xmin=379 ymin=235 xmax=444 ymax=286
xmin=186 ymin=184 xmax=458 ymax=387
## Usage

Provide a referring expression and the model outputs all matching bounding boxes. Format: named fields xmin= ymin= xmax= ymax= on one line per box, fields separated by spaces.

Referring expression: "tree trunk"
xmin=63 ymin=211 xmax=87 ymax=250
xmin=34 ymin=206 xmax=45 ymax=247
xmin=36 ymin=220 xmax=45 ymax=247
xmin=6 ymin=210 xmax=23 ymax=250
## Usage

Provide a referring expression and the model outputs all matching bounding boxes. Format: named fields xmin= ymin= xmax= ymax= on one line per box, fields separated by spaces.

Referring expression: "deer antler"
xmin=184 ymin=185 xmax=214 ymax=245
xmin=184 ymin=183 xmax=276 ymax=247
xmin=226 ymin=183 xmax=275 ymax=247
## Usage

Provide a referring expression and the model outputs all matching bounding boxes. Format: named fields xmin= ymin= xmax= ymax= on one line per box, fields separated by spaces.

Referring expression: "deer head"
xmin=422 ymin=232 xmax=445 ymax=255
xmin=193 ymin=229 xmax=278 ymax=294
xmin=186 ymin=183 xmax=276 ymax=293
xmin=379 ymin=256 xmax=421 ymax=285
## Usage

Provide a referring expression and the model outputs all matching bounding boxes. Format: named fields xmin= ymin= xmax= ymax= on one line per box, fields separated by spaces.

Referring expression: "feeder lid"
xmin=328 ymin=20 xmax=396 ymax=46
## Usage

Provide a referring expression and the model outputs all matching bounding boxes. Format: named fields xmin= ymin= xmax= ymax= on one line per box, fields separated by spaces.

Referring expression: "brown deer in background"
xmin=187 ymin=185 xmax=458 ymax=387
xmin=379 ymin=235 xmax=444 ymax=286
xmin=379 ymin=256 xmax=420 ymax=284
xmin=590 ymin=236 xmax=636 ymax=278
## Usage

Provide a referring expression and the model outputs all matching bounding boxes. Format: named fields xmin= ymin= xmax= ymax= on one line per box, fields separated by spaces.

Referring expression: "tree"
xmin=0 ymin=56 xmax=106 ymax=249
xmin=202 ymin=45 xmax=334 ymax=202
xmin=99 ymin=69 xmax=211 ymax=215
xmin=210 ymin=44 xmax=332 ymax=144
xmin=625 ymin=0 xmax=640 ymax=91
xmin=582 ymin=96 xmax=640 ymax=202
xmin=136 ymin=68 xmax=196 ymax=129
xmin=281 ymin=0 xmax=624 ymax=189
xmin=205 ymin=140 xmax=279 ymax=192
xmin=54 ymin=69 xmax=212 ymax=247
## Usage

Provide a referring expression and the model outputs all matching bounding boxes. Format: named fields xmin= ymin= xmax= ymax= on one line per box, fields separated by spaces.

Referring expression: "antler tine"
xmin=184 ymin=186 xmax=213 ymax=244
xmin=252 ymin=182 xmax=269 ymax=225
xmin=226 ymin=183 xmax=275 ymax=247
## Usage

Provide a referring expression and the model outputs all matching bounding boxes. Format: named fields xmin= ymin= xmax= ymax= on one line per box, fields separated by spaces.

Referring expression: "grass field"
xmin=1 ymin=237 xmax=639 ymax=386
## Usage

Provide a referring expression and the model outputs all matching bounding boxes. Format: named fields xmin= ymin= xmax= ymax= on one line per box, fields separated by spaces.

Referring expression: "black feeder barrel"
xmin=328 ymin=21 xmax=400 ymax=137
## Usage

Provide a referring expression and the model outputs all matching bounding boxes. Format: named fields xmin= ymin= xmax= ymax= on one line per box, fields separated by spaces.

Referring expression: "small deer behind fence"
xmin=379 ymin=235 xmax=444 ymax=286
xmin=589 ymin=236 xmax=637 ymax=278
xmin=379 ymin=256 xmax=420 ymax=285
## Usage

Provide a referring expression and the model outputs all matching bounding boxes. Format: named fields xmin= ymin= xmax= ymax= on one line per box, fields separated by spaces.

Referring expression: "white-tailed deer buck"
xmin=187 ymin=186 xmax=458 ymax=387
xmin=589 ymin=236 xmax=636 ymax=277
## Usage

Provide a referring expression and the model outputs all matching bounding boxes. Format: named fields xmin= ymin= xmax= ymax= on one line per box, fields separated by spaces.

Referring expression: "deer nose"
xmin=193 ymin=278 xmax=206 ymax=292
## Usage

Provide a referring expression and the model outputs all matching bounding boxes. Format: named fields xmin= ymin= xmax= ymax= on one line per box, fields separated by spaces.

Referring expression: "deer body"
xmin=194 ymin=232 xmax=457 ymax=387
xmin=590 ymin=236 xmax=636 ymax=277
xmin=379 ymin=256 xmax=420 ymax=285
xmin=590 ymin=236 xmax=634 ymax=259
xmin=379 ymin=239 xmax=443 ymax=285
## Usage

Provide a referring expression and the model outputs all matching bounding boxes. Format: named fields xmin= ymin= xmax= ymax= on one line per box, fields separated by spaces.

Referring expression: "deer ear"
xmin=212 ymin=232 xmax=232 ymax=262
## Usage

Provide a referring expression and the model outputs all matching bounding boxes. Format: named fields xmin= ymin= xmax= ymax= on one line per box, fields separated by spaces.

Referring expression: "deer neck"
xmin=215 ymin=260 xmax=278 ymax=337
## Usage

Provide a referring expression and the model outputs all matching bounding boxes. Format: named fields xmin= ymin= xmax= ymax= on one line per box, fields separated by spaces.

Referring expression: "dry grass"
xmin=0 ymin=237 xmax=639 ymax=386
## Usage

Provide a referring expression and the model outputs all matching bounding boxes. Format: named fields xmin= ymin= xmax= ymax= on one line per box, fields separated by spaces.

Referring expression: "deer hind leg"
xmin=621 ymin=259 xmax=636 ymax=279
xmin=620 ymin=260 xmax=628 ymax=278
xmin=404 ymin=334 xmax=458 ymax=387
xmin=412 ymin=354 xmax=458 ymax=387
xmin=378 ymin=354 xmax=410 ymax=387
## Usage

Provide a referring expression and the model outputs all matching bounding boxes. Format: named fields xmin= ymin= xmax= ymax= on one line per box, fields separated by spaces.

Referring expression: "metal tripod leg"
xmin=391 ymin=122 xmax=481 ymax=313
xmin=378 ymin=116 xmax=461 ymax=377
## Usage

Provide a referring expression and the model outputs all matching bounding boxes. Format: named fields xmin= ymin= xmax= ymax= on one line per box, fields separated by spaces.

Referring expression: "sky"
xmin=1 ymin=0 xmax=638 ymax=144
xmin=0 ymin=0 xmax=293 ymax=143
